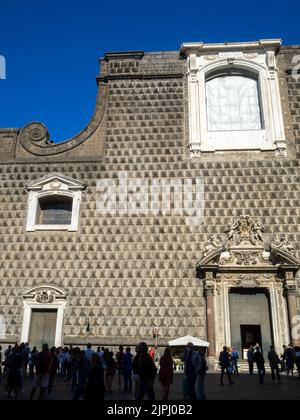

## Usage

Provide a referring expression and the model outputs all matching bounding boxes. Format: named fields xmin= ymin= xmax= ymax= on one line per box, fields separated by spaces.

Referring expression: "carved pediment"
xmin=198 ymin=216 xmax=300 ymax=272
xmin=26 ymin=173 xmax=86 ymax=192
xmin=23 ymin=286 xmax=67 ymax=304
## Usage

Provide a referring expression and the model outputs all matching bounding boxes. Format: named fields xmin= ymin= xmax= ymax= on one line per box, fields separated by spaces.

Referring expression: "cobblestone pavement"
xmin=1 ymin=372 xmax=300 ymax=401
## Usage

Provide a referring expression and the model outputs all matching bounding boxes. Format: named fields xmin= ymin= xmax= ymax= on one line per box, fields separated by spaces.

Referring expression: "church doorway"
xmin=229 ymin=288 xmax=273 ymax=359
xmin=28 ymin=309 xmax=58 ymax=349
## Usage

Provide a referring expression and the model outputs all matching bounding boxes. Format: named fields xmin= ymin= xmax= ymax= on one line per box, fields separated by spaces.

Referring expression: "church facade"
xmin=0 ymin=39 xmax=300 ymax=363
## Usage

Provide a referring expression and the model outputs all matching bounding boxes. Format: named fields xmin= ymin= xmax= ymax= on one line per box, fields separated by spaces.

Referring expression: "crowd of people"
xmin=0 ymin=342 xmax=176 ymax=400
xmin=219 ymin=344 xmax=300 ymax=386
xmin=1 ymin=341 xmax=300 ymax=400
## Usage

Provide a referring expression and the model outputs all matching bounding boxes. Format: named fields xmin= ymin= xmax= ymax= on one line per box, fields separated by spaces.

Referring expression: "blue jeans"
xmin=186 ymin=374 xmax=197 ymax=400
xmin=257 ymin=365 xmax=266 ymax=383
xmin=197 ymin=373 xmax=207 ymax=400
xmin=123 ymin=370 xmax=133 ymax=392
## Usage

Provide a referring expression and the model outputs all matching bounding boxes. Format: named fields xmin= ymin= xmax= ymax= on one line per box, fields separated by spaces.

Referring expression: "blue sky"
xmin=0 ymin=0 xmax=299 ymax=141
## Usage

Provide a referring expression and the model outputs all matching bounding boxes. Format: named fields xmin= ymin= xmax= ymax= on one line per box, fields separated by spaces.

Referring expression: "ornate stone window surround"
xmin=21 ymin=286 xmax=67 ymax=347
xmin=26 ymin=173 xmax=86 ymax=232
xmin=181 ymin=40 xmax=287 ymax=156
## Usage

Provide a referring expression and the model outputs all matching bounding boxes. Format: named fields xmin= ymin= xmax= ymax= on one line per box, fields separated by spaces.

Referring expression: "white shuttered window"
xmin=206 ymin=74 xmax=262 ymax=131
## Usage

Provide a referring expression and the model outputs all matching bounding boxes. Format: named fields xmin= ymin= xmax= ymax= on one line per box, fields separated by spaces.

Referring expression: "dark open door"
xmin=240 ymin=325 xmax=262 ymax=358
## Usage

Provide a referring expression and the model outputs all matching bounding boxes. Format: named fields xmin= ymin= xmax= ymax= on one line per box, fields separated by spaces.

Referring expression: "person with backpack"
xmin=30 ymin=343 xmax=52 ymax=400
xmin=197 ymin=350 xmax=208 ymax=400
xmin=268 ymin=346 xmax=281 ymax=383
xmin=231 ymin=348 xmax=239 ymax=375
xmin=219 ymin=346 xmax=234 ymax=386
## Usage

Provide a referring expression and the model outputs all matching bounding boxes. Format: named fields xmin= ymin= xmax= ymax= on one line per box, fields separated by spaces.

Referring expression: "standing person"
xmin=85 ymin=354 xmax=106 ymax=401
xmin=136 ymin=342 xmax=157 ymax=401
xmin=29 ymin=347 xmax=38 ymax=380
xmin=132 ymin=346 xmax=141 ymax=400
xmin=231 ymin=348 xmax=239 ymax=375
xmin=286 ymin=344 xmax=296 ymax=376
xmin=247 ymin=346 xmax=255 ymax=375
xmin=123 ymin=347 xmax=134 ymax=394
xmin=159 ymin=347 xmax=174 ymax=401
xmin=0 ymin=346 xmax=2 ymax=384
xmin=5 ymin=346 xmax=23 ymax=399
xmin=23 ymin=343 xmax=31 ymax=378
xmin=281 ymin=345 xmax=287 ymax=373
xmin=105 ymin=352 xmax=117 ymax=393
xmin=219 ymin=346 xmax=234 ymax=386
xmin=72 ymin=349 xmax=90 ymax=401
xmin=116 ymin=346 xmax=125 ymax=391
xmin=254 ymin=347 xmax=266 ymax=384
xmin=268 ymin=346 xmax=281 ymax=384
xmin=197 ymin=350 xmax=208 ymax=401
xmin=294 ymin=347 xmax=300 ymax=378
xmin=3 ymin=345 xmax=12 ymax=378
xmin=84 ymin=343 xmax=95 ymax=365
xmin=182 ymin=342 xmax=201 ymax=400
xmin=48 ymin=347 xmax=59 ymax=397
xmin=30 ymin=344 xmax=52 ymax=400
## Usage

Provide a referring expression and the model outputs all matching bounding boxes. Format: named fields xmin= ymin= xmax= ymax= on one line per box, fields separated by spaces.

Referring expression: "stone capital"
xmin=204 ymin=283 xmax=215 ymax=297
xmin=285 ymin=284 xmax=297 ymax=296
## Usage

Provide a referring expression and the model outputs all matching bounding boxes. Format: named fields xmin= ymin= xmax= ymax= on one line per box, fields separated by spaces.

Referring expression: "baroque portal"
xmin=197 ymin=216 xmax=300 ymax=365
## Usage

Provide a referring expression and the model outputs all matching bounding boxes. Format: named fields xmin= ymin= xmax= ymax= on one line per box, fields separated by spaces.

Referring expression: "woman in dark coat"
xmin=159 ymin=347 xmax=174 ymax=400
xmin=85 ymin=354 xmax=106 ymax=401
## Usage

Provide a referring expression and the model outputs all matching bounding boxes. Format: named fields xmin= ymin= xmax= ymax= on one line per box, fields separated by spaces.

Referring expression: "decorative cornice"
xmin=103 ymin=51 xmax=144 ymax=61
xmin=26 ymin=172 xmax=86 ymax=192
xmin=180 ymin=39 xmax=282 ymax=57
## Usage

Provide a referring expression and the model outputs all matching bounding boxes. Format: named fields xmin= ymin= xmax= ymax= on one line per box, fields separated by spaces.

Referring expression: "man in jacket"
xmin=136 ymin=342 xmax=157 ymax=401
xmin=219 ymin=346 xmax=234 ymax=386
xmin=182 ymin=342 xmax=202 ymax=400
xmin=247 ymin=346 xmax=255 ymax=375
xmin=268 ymin=346 xmax=281 ymax=383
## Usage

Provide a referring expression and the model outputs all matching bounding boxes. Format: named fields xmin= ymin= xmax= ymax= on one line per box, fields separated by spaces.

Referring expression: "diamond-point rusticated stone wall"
xmin=0 ymin=46 xmax=299 ymax=348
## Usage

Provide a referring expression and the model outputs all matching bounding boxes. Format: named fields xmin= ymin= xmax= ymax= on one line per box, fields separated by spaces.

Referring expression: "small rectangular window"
xmin=37 ymin=196 xmax=73 ymax=225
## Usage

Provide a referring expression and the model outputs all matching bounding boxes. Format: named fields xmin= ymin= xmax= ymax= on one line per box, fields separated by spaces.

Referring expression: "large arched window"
xmin=182 ymin=40 xmax=287 ymax=155
xmin=206 ymin=69 xmax=262 ymax=132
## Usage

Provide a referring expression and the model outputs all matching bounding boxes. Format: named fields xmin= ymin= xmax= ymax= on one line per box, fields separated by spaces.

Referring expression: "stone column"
xmin=204 ymin=283 xmax=216 ymax=357
xmin=285 ymin=284 xmax=299 ymax=346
